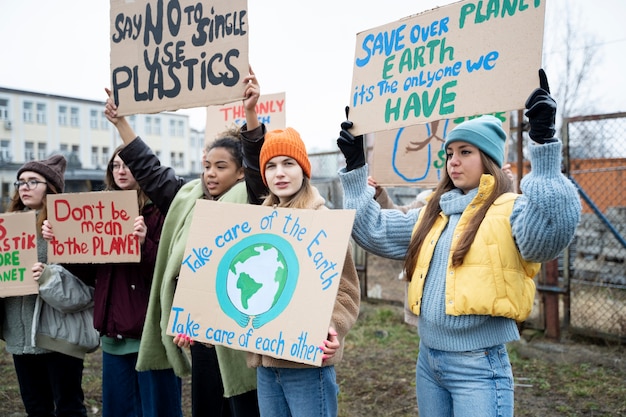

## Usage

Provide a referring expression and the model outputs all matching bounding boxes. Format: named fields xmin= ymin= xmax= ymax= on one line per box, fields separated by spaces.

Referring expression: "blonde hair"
xmin=262 ymin=177 xmax=315 ymax=209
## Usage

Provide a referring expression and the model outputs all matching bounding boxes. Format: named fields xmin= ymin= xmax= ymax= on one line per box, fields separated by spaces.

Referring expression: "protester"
xmin=367 ymin=163 xmax=514 ymax=326
xmin=248 ymin=127 xmax=361 ymax=417
xmin=42 ymin=145 xmax=181 ymax=417
xmin=336 ymin=70 xmax=581 ymax=416
xmin=1 ymin=154 xmax=99 ymax=417
xmin=103 ymin=69 xmax=265 ymax=417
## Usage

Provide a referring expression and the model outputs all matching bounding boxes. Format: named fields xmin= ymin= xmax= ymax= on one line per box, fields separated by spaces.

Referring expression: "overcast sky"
xmin=1 ymin=0 xmax=624 ymax=150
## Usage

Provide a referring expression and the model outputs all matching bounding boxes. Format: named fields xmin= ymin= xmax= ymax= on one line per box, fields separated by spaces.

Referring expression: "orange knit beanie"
xmin=260 ymin=127 xmax=311 ymax=185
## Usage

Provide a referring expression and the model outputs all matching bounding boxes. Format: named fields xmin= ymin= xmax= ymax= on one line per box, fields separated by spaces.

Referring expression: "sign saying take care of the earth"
xmin=168 ymin=201 xmax=355 ymax=366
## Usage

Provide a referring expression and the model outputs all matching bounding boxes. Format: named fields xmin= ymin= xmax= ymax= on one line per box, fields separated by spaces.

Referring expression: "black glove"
xmin=524 ymin=69 xmax=557 ymax=144
xmin=337 ymin=107 xmax=365 ymax=171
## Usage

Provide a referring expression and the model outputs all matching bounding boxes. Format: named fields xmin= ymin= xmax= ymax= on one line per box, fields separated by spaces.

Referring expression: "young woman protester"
xmin=175 ymin=127 xmax=362 ymax=416
xmin=103 ymin=69 xmax=266 ymax=417
xmin=336 ymin=70 xmax=581 ymax=417
xmin=249 ymin=127 xmax=361 ymax=417
xmin=1 ymin=155 xmax=99 ymax=417
xmin=42 ymin=145 xmax=181 ymax=417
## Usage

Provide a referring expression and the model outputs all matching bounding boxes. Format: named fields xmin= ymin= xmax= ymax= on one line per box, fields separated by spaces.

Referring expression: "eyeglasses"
xmin=14 ymin=179 xmax=47 ymax=190
xmin=110 ymin=162 xmax=128 ymax=172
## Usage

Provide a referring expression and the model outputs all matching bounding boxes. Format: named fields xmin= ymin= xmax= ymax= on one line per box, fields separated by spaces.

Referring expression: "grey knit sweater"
xmin=339 ymin=141 xmax=581 ymax=351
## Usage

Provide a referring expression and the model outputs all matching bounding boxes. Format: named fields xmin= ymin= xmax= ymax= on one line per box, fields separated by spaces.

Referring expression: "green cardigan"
xmin=136 ymin=179 xmax=257 ymax=397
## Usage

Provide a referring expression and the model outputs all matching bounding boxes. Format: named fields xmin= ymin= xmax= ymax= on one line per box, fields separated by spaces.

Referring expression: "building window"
xmin=0 ymin=99 xmax=8 ymax=120
xmin=126 ymin=115 xmax=135 ymax=131
xmin=24 ymin=142 xmax=35 ymax=161
xmin=153 ymin=118 xmax=161 ymax=135
xmin=37 ymin=143 xmax=47 ymax=160
xmin=100 ymin=111 xmax=109 ymax=130
xmin=60 ymin=144 xmax=68 ymax=153
xmin=70 ymin=107 xmax=79 ymax=127
xmin=91 ymin=146 xmax=98 ymax=166
xmin=145 ymin=116 xmax=152 ymax=135
xmin=0 ymin=140 xmax=11 ymax=162
xmin=170 ymin=152 xmax=177 ymax=167
xmin=36 ymin=103 xmax=46 ymax=124
xmin=23 ymin=101 xmax=33 ymax=124
xmin=177 ymin=120 xmax=184 ymax=136
xmin=58 ymin=106 xmax=68 ymax=126
xmin=169 ymin=119 xmax=176 ymax=136
xmin=90 ymin=109 xmax=98 ymax=129
xmin=101 ymin=146 xmax=109 ymax=166
xmin=178 ymin=152 xmax=184 ymax=168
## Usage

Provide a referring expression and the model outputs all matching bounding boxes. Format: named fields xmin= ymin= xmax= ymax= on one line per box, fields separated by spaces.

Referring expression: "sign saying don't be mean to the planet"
xmin=46 ymin=191 xmax=140 ymax=263
xmin=168 ymin=200 xmax=356 ymax=366
xmin=348 ymin=0 xmax=545 ymax=135
xmin=110 ymin=0 xmax=249 ymax=116
xmin=0 ymin=211 xmax=38 ymax=297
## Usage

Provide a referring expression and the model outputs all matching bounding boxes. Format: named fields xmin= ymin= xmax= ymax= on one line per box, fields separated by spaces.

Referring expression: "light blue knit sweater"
xmin=339 ymin=141 xmax=581 ymax=351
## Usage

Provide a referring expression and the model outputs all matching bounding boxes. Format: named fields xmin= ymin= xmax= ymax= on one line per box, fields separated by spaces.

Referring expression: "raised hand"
xmin=524 ymin=69 xmax=557 ymax=143
xmin=337 ymin=106 xmax=365 ymax=171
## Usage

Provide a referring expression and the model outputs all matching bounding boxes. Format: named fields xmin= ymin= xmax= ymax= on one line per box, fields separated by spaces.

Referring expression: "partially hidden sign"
xmin=0 ymin=211 xmax=38 ymax=297
xmin=46 ymin=191 xmax=140 ymax=263
xmin=110 ymin=0 xmax=250 ymax=116
xmin=348 ymin=0 xmax=545 ymax=135
xmin=168 ymin=200 xmax=356 ymax=366
xmin=205 ymin=92 xmax=286 ymax=143
xmin=372 ymin=112 xmax=510 ymax=187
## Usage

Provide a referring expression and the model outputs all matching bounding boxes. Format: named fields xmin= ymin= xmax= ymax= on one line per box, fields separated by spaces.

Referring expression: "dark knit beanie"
xmin=260 ymin=127 xmax=311 ymax=185
xmin=444 ymin=115 xmax=507 ymax=167
xmin=17 ymin=154 xmax=67 ymax=192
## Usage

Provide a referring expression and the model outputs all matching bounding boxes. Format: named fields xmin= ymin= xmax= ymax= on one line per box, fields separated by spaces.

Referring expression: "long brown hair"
xmin=106 ymin=145 xmax=150 ymax=213
xmin=402 ymin=152 xmax=513 ymax=279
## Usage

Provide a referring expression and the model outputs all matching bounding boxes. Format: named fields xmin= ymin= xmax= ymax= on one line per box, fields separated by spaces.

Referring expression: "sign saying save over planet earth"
xmin=348 ymin=0 xmax=545 ymax=135
xmin=168 ymin=200 xmax=356 ymax=366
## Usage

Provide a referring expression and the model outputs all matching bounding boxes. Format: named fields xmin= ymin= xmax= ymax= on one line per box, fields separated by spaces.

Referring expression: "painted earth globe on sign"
xmin=225 ymin=243 xmax=288 ymax=316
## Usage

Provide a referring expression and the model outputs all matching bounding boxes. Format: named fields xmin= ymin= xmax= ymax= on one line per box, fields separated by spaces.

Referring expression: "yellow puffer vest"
xmin=408 ymin=177 xmax=540 ymax=321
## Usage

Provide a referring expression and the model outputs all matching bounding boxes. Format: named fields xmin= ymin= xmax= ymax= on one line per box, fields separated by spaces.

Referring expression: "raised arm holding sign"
xmin=106 ymin=69 xmax=267 ymax=415
xmin=336 ymin=69 xmax=582 ymax=415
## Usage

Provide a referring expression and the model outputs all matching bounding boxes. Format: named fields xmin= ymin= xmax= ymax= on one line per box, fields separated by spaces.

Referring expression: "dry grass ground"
xmin=0 ymin=254 xmax=624 ymax=416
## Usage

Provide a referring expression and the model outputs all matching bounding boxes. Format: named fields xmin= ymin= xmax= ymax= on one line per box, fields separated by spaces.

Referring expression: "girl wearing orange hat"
xmin=249 ymin=127 xmax=361 ymax=417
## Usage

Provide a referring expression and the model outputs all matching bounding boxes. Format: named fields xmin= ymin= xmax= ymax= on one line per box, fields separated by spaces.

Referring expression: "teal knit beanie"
xmin=444 ymin=115 xmax=506 ymax=167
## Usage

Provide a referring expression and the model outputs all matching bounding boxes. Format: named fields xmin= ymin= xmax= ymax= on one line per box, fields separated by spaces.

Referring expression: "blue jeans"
xmin=416 ymin=342 xmax=514 ymax=417
xmin=256 ymin=366 xmax=339 ymax=417
xmin=102 ymin=351 xmax=182 ymax=417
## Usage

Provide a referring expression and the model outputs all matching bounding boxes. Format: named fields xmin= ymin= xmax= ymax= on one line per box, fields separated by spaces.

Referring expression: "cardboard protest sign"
xmin=0 ymin=211 xmax=38 ymax=297
xmin=348 ymin=0 xmax=545 ymax=135
xmin=110 ymin=0 xmax=249 ymax=116
xmin=46 ymin=191 xmax=140 ymax=263
xmin=168 ymin=200 xmax=356 ymax=366
xmin=205 ymin=92 xmax=286 ymax=143
xmin=372 ymin=112 xmax=510 ymax=187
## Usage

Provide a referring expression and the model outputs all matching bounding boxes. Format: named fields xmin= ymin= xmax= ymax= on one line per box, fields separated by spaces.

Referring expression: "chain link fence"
xmin=564 ymin=112 xmax=626 ymax=342
xmin=309 ymin=112 xmax=626 ymax=344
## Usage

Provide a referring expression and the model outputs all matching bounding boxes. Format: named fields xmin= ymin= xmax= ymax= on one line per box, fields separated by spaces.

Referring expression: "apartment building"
xmin=0 ymin=87 xmax=205 ymax=210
